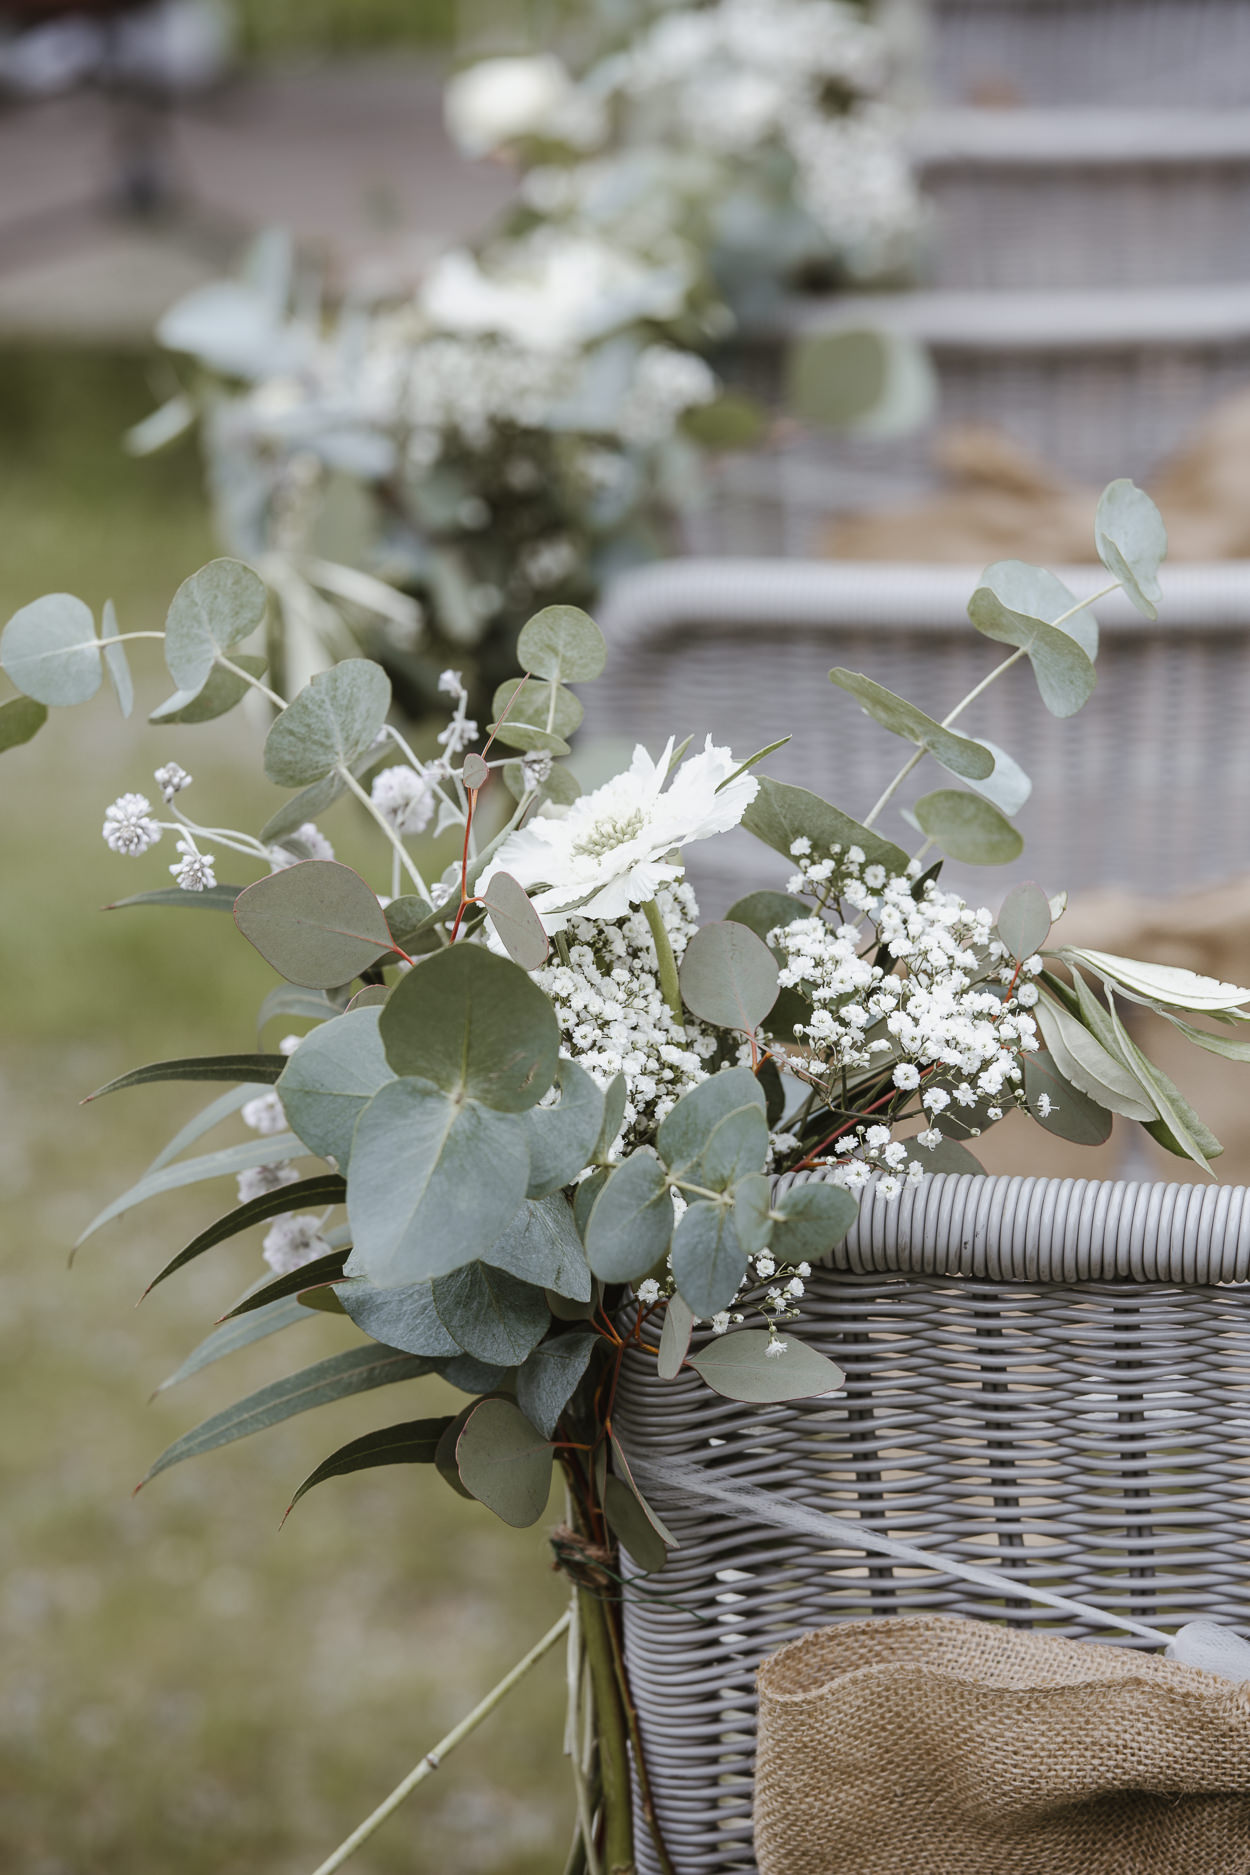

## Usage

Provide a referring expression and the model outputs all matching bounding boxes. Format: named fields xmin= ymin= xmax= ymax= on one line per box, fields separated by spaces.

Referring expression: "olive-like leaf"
xmin=913 ymin=790 xmax=1023 ymax=866
xmin=829 ymin=669 xmax=994 ymax=780
xmin=657 ymin=1294 xmax=694 ymax=1379
xmin=86 ymin=1053 xmax=284 ymax=1100
xmin=1023 ymin=1052 xmax=1113 ymax=1146
xmin=219 ymin=1248 xmax=349 ymax=1319
xmin=235 ymin=861 xmax=395 ymax=989
xmin=604 ymin=1474 xmax=668 ymax=1574
xmin=143 ymin=1174 xmax=345 ymax=1295
xmin=76 ymin=1133 xmax=307 ymax=1246
xmin=688 ymin=1329 xmax=846 ymax=1403
xmin=164 ymin=558 xmax=267 ymax=696
xmin=153 ymin=1294 xmax=316 ymax=1397
xmin=1035 ymin=994 xmax=1156 ymax=1122
xmin=380 ymin=943 xmax=559 ymax=1113
xmin=516 ymin=605 xmax=606 ymax=683
xmin=1095 ymin=479 xmax=1167 ymax=621
xmin=679 ymin=921 xmax=778 ymax=1036
xmin=1062 ymin=948 xmax=1250 ymax=1015
xmin=264 ymin=660 xmax=392 ymax=787
xmin=1 ymin=592 xmax=100 ymax=705
xmin=454 ymin=1396 xmax=553 ymax=1527
xmin=286 ymin=1417 xmax=455 ymax=1516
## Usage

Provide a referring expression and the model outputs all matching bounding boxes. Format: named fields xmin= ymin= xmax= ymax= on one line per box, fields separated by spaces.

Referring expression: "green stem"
xmin=642 ymin=899 xmax=684 ymax=1034
xmin=215 ymin=653 xmax=287 ymax=712
xmin=305 ymin=1610 xmax=571 ymax=1875
xmin=578 ymin=1588 xmax=636 ymax=1875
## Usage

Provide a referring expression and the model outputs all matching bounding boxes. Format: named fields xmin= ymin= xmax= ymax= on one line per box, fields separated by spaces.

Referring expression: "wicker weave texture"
xmin=615 ymin=1172 xmax=1250 ymax=1875
xmin=587 ymin=558 xmax=1250 ymax=909
xmin=933 ymin=0 xmax=1250 ymax=108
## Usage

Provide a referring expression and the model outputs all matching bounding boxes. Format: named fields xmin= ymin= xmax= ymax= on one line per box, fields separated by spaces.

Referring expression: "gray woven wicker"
xmin=697 ymin=285 xmax=1250 ymax=548
xmin=931 ymin=0 xmax=1250 ymax=109
xmin=614 ymin=1168 xmax=1250 ymax=1875
xmin=912 ymin=108 xmax=1250 ymax=290
xmin=587 ymin=556 xmax=1250 ymax=910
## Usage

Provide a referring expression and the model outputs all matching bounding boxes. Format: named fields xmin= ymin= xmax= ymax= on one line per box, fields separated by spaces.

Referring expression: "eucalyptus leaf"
xmin=584 ymin=1147 xmax=673 ymax=1283
xmin=516 ymin=605 xmax=606 ymax=683
xmin=1159 ymin=1016 xmax=1250 ymax=1063
xmin=733 ymin=1173 xmax=774 ymax=1254
xmin=100 ymin=600 xmax=133 ymax=717
xmin=220 ymin=1248 xmax=349 ymax=1319
xmin=153 ymin=1294 xmax=316 ymax=1397
xmin=524 ymin=1059 xmax=605 ymax=1198
xmin=264 ymin=659 xmax=391 ymax=787
xmin=454 ymin=1396 xmax=553 ymax=1528
xmin=679 ymin=921 xmax=778 ymax=1035
xmin=784 ymin=326 xmax=886 ymax=429
xmin=384 ymin=896 xmax=440 ymax=957
xmin=656 ymin=1067 xmax=766 ymax=1185
xmin=725 ymin=892 xmax=808 ymax=945
xmin=502 ymin=758 xmax=581 ymax=807
xmin=604 ymin=1474 xmax=667 ymax=1574
xmin=257 ymin=984 xmax=343 ymax=1034
xmin=164 ymin=559 xmax=267 ymax=696
xmin=277 ymin=1007 xmax=395 ymax=1167
xmin=742 ymin=777 xmax=908 ymax=875
xmin=335 ymin=1276 xmax=460 ymax=1358
xmin=968 ymin=564 xmax=1098 ymax=716
xmin=489 ymin=676 xmax=580 ymax=754
xmin=1062 ymin=948 xmax=1250 ymax=1014
xmin=913 ymin=790 xmax=1023 ymax=866
xmin=895 ymin=1137 xmax=987 ymax=1176
xmin=140 ymin=1344 xmax=435 ymax=1486
xmin=108 ymin=883 xmax=242 ymax=913
xmin=260 ymin=772 xmax=346 ymax=844
xmin=286 ymin=1417 xmax=455 ymax=1515
xmin=769 ymin=1181 xmax=859 ymax=1262
xmin=481 ymin=1195 xmax=592 ymax=1302
xmin=515 ymin=1331 xmax=598 ymax=1438
xmin=657 ymin=1294 xmax=694 ymax=1379
xmin=143 ymin=1083 xmax=266 ymax=1177
xmin=0 ymin=694 xmax=47 ymax=752
xmin=829 ymin=670 xmax=994 ymax=780
xmin=573 ymin=1166 xmax=608 ymax=1239
xmin=442 ymin=1354 xmax=514 ymax=1395
xmin=380 ymin=943 xmax=559 ymax=1112
xmin=688 ymin=1329 xmax=846 ymax=1403
xmin=996 ymin=882 xmax=1051 ymax=960
xmin=1103 ymin=994 xmax=1220 ymax=1172
xmin=346 ymin=1076 xmax=531 ymax=1285
xmin=87 ymin=1053 xmax=284 ymax=1100
xmin=480 ymin=870 xmax=549 ymax=971
xmin=964 ymin=739 xmax=1032 ymax=818
xmin=150 ymin=653 xmax=267 ymax=725
xmin=144 ymin=1174 xmax=344 ymax=1295
xmin=1035 ymin=994 xmax=1156 ymax=1122
xmin=716 ymin=737 xmax=792 ymax=793
xmin=1 ymin=592 xmax=100 ymax=705
xmin=1023 ymin=1052 xmax=1113 ymax=1146
xmin=608 ymin=1432 xmax=678 ymax=1548
xmin=234 ymin=861 xmax=395 ymax=989
xmin=593 ymin=1073 xmax=627 ymax=1163
xmin=432 ymin=1262 xmax=551 ymax=1367
xmin=1095 ymin=479 xmax=1167 ymax=620
xmin=670 ymin=1200 xmax=747 ymax=1318
xmin=76 ymin=1133 xmax=306 ymax=1246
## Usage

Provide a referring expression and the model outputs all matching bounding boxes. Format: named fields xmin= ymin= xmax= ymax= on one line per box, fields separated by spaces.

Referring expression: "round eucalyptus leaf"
xmin=432 ymin=1262 xmax=551 ymax=1367
xmin=670 ymin=1199 xmax=747 ymax=1318
xmin=277 ymin=1007 xmax=396 ymax=1167
xmin=345 ymin=1078 xmax=531 ymax=1285
xmin=1 ymin=593 xmax=100 ymax=706
xmin=996 ymin=881 xmax=1051 ymax=960
xmin=742 ymin=776 xmax=908 ymax=876
xmin=688 ymin=1328 xmax=846 ymax=1403
xmin=913 ymin=790 xmax=1023 ymax=866
xmin=489 ymin=676 xmax=581 ymax=754
xmin=0 ymin=694 xmax=47 ymax=752
xmin=260 ymin=771 xmax=346 ymax=844
xmin=150 ymin=653 xmax=267 ymax=725
xmin=724 ymin=891 xmax=808 ymax=944
xmin=970 ymin=560 xmax=1097 ymax=657
xmin=480 ymin=1195 xmax=591 ymax=1302
xmin=480 ymin=870 xmax=549 ymax=972
xmin=517 ymin=605 xmax=606 ymax=684
xmin=100 ymin=600 xmax=133 ymax=718
xmin=380 ymin=943 xmax=559 ymax=1112
xmin=336 ymin=1277 xmax=459 ymax=1358
xmin=770 ymin=1181 xmax=859 ymax=1262
xmin=680 ymin=921 xmax=779 ymax=1035
xmin=829 ymin=669 xmax=994 ymax=780
xmin=164 ymin=558 xmax=267 ymax=695
xmin=784 ymin=327 xmax=887 ymax=429
xmin=964 ymin=739 xmax=1032 ymax=818
xmin=968 ymin=566 xmax=1098 ymax=718
xmin=733 ymin=1173 xmax=774 ymax=1254
xmin=516 ymin=1331 xmax=598 ymax=1439
xmin=234 ymin=861 xmax=395 ymax=988
xmin=264 ymin=659 xmax=392 ymax=788
xmin=680 ymin=390 xmax=767 ymax=452
xmin=523 ymin=1059 xmax=605 ymax=1199
xmin=1095 ymin=479 xmax=1167 ymax=621
xmin=454 ymin=1396 xmax=553 ymax=1527
xmin=1024 ymin=1051 xmax=1113 ymax=1146
xmin=656 ymin=1066 xmax=766 ymax=1183
xmin=502 ymin=758 xmax=581 ymax=806
xmin=461 ymin=751 xmax=490 ymax=790
xmin=584 ymin=1147 xmax=673 ymax=1284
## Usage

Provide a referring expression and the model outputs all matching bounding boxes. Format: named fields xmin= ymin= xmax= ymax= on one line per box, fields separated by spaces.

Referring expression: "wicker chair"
xmin=614 ymin=1169 xmax=1250 ymax=1875
xmin=585 ymin=556 xmax=1250 ymax=911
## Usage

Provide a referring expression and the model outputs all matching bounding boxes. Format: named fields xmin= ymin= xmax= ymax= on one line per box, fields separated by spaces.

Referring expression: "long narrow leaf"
xmin=142 ymin=1084 xmax=268 ymax=1178
xmin=257 ymin=984 xmax=344 ymax=1035
xmin=86 ymin=1054 xmax=285 ymax=1100
xmin=143 ymin=1173 xmax=346 ymax=1295
xmin=107 ymin=883 xmax=242 ymax=912
xmin=139 ymin=1344 xmax=438 ymax=1486
xmin=153 ymin=1294 xmax=316 ymax=1397
xmin=76 ymin=1133 xmax=307 ymax=1247
xmin=285 ymin=1416 xmax=455 ymax=1517
xmin=1104 ymin=993 xmax=1221 ymax=1173
xmin=218 ymin=1248 xmax=349 ymax=1320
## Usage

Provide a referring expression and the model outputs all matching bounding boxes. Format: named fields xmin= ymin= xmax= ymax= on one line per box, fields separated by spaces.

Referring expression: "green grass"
xmin=0 ymin=347 xmax=571 ymax=1875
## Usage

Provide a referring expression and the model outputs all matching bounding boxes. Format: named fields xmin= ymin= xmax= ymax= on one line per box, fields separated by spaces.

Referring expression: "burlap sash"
xmin=754 ymin=1616 xmax=1250 ymax=1875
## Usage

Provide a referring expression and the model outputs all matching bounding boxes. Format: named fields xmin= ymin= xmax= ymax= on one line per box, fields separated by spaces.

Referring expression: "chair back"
xmin=614 ymin=1170 xmax=1250 ymax=1875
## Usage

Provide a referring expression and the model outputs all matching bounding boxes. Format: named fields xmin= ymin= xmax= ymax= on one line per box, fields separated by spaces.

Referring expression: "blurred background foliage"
xmin=0 ymin=343 xmax=569 ymax=1874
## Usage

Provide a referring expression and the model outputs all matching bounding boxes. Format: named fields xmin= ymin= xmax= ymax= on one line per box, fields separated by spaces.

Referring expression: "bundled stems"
xmin=577 ymin=1585 xmax=636 ymax=1875
xmin=642 ymin=899 xmax=684 ymax=1032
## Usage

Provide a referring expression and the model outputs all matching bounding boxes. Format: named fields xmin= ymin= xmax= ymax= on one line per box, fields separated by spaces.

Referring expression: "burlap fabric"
xmin=754 ymin=1616 xmax=1250 ymax=1875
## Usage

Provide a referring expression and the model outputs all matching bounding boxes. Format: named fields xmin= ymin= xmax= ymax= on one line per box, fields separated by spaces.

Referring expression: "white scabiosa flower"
xmin=477 ymin=736 xmax=758 ymax=934
xmin=262 ymin=1214 xmax=331 ymax=1277
xmin=153 ymin=762 xmax=191 ymax=803
xmin=102 ymin=793 xmax=162 ymax=857
xmin=370 ymin=765 xmax=435 ymax=837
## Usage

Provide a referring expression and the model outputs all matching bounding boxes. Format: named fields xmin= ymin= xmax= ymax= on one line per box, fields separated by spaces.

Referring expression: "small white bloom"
xmin=788 ymin=1277 xmax=805 ymax=1298
xmin=242 ymin=1091 xmax=286 ymax=1136
xmin=237 ymin=1163 xmax=300 ymax=1205
xmin=371 ymin=765 xmax=435 ymax=837
xmin=916 ymin=1127 xmax=942 ymax=1150
xmin=437 ymin=714 xmax=479 ymax=756
xmin=170 ymin=841 xmax=216 ymax=892
xmin=876 ymin=1175 xmax=902 ymax=1201
xmin=1022 ymin=955 xmax=1044 ymax=976
xmin=863 ymin=864 xmax=886 ymax=889
xmin=710 ymin=1310 xmax=731 ymax=1335
xmin=1035 ymin=1092 xmax=1056 ymax=1118
xmin=1017 ymin=982 xmax=1039 ymax=1007
xmin=797 ymin=1262 xmax=811 ymax=1279
xmin=637 ymin=1278 xmax=661 ymax=1305
xmin=864 ymin=1125 xmax=891 ymax=1150
xmin=789 ymin=836 xmax=812 ymax=857
xmin=269 ymin=822 xmax=335 ymax=870
xmin=153 ymin=762 xmax=191 ymax=803
xmin=892 ymin=1063 xmax=920 ymax=1090
xmin=262 ymin=1214 xmax=332 ymax=1277
xmin=987 ymin=1105 xmax=1004 ymax=1121
xmin=922 ymin=1087 xmax=950 ymax=1112
xmin=754 ymin=1253 xmax=776 ymax=1279
xmin=438 ymin=668 xmax=467 ymax=701
xmin=764 ymin=1337 xmax=788 ymax=1359
xmin=102 ymin=792 xmax=162 ymax=857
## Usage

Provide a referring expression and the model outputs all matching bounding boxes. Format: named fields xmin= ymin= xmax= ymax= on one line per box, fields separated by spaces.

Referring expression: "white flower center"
xmin=573 ymin=808 xmax=646 ymax=859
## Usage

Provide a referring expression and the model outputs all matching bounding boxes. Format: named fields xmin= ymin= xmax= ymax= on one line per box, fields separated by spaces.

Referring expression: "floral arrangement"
xmin=8 ymin=479 xmax=1240 ymax=1874
xmin=132 ymin=0 xmax=918 ymax=719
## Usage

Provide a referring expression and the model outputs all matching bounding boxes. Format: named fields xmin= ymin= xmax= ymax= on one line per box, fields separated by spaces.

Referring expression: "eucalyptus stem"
xmin=336 ymin=766 xmax=430 ymax=899
xmin=642 ymin=899 xmax=684 ymax=1033
xmin=215 ymin=654 xmax=287 ymax=712
xmin=578 ymin=1588 xmax=636 ymax=1875
xmin=305 ymin=1610 xmax=571 ymax=1875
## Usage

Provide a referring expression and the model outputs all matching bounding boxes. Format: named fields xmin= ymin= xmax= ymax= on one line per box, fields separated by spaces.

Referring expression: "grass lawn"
xmin=0 ymin=346 xmax=570 ymax=1875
